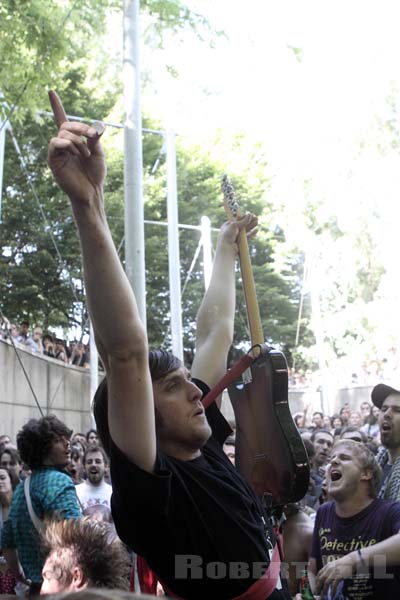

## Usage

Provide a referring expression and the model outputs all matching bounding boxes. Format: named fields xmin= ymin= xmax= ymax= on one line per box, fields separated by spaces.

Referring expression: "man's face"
xmin=41 ymin=551 xmax=81 ymax=595
xmin=44 ymin=437 xmax=71 ymax=467
xmin=41 ymin=554 xmax=65 ymax=595
xmin=87 ymin=431 xmax=98 ymax=445
xmin=349 ymin=412 xmax=362 ymax=428
xmin=312 ymin=413 xmax=323 ymax=428
xmin=379 ymin=393 xmax=400 ymax=450
xmin=360 ymin=402 xmax=371 ymax=418
xmin=19 ymin=323 xmax=29 ymax=335
xmin=153 ymin=367 xmax=211 ymax=456
xmin=66 ymin=452 xmax=84 ymax=483
xmin=313 ymin=432 xmax=333 ymax=467
xmin=0 ymin=435 xmax=11 ymax=453
xmin=0 ymin=452 xmax=21 ymax=479
xmin=84 ymin=450 xmax=106 ymax=485
xmin=341 ymin=431 xmax=363 ymax=443
xmin=327 ymin=443 xmax=369 ymax=501
xmin=33 ymin=328 xmax=43 ymax=341
xmin=340 ymin=406 xmax=350 ymax=422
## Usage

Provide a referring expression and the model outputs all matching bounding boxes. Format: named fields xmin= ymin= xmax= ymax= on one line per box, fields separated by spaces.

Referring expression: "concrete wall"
xmin=0 ymin=339 xmax=96 ymax=441
xmin=1 ymin=337 xmax=375 ymax=441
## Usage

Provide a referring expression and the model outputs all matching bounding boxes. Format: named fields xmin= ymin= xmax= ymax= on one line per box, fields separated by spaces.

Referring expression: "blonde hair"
xmin=332 ymin=440 xmax=382 ymax=497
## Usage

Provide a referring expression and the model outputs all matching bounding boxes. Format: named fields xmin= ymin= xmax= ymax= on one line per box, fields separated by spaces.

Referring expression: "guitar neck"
xmin=237 ymin=228 xmax=264 ymax=348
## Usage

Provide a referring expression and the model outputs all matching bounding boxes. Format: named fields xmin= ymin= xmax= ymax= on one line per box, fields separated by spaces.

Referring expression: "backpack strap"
xmin=24 ymin=475 xmax=45 ymax=534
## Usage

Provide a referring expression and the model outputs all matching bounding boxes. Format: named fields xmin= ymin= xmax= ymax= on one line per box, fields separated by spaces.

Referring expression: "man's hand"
xmin=315 ymin=553 xmax=357 ymax=597
xmin=219 ymin=213 xmax=258 ymax=249
xmin=47 ymin=90 xmax=106 ymax=204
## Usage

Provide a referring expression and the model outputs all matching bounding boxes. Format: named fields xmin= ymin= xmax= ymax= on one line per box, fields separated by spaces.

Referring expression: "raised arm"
xmin=192 ymin=214 xmax=257 ymax=390
xmin=47 ymin=92 xmax=156 ymax=472
xmin=315 ymin=531 xmax=400 ymax=597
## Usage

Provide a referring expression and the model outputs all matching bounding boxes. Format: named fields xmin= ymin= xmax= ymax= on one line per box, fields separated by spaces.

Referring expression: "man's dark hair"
xmin=17 ymin=415 xmax=72 ymax=469
xmin=310 ymin=428 xmax=333 ymax=443
xmin=93 ymin=350 xmax=181 ymax=455
xmin=340 ymin=426 xmax=368 ymax=443
xmin=86 ymin=429 xmax=98 ymax=442
xmin=83 ymin=444 xmax=109 ymax=466
xmin=20 ymin=320 xmax=29 ymax=327
xmin=42 ymin=518 xmax=130 ymax=590
xmin=312 ymin=411 xmax=323 ymax=419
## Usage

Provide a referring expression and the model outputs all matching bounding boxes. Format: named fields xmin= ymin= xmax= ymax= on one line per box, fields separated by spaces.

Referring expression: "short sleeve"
xmin=382 ymin=501 xmax=400 ymax=536
xmin=42 ymin=475 xmax=82 ymax=519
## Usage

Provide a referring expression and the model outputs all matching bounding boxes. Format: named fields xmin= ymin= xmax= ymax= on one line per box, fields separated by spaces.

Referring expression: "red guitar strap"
xmin=202 ymin=353 xmax=254 ymax=409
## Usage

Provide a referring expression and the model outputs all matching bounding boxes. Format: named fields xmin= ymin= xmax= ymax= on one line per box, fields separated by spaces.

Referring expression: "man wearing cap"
xmin=372 ymin=383 xmax=400 ymax=501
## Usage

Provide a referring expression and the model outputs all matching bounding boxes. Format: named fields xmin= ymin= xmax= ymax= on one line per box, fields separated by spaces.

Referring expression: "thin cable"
xmin=0 ymin=0 xmax=81 ymax=134
xmin=8 ymin=124 xmax=81 ymax=306
xmin=0 ymin=308 xmax=44 ymax=416
xmin=161 ymin=233 xmax=204 ymax=348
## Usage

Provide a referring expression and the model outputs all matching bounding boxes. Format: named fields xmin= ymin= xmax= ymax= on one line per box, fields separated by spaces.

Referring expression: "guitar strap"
xmin=202 ymin=352 xmax=254 ymax=409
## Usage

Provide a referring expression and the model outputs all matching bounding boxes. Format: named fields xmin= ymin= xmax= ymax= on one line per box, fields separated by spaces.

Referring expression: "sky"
xmin=137 ymin=0 xmax=400 ymax=383
xmin=139 ymin=1 xmax=400 ymax=238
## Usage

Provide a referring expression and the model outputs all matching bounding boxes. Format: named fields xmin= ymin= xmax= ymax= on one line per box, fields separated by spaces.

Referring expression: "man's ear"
xmin=71 ymin=565 xmax=87 ymax=591
xmin=361 ymin=469 xmax=373 ymax=482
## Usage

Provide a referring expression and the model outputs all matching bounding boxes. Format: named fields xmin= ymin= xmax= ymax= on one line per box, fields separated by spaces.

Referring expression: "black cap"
xmin=371 ymin=383 xmax=400 ymax=408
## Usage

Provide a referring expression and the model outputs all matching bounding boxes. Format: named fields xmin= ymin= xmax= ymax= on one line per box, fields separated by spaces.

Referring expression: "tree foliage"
xmin=0 ymin=0 xmax=311 ymax=370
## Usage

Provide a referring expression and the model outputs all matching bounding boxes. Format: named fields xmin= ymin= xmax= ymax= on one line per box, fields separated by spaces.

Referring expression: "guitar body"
xmin=228 ymin=345 xmax=310 ymax=506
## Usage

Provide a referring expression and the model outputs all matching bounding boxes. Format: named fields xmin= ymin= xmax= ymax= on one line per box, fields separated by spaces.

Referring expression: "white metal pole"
xmin=201 ymin=216 xmax=212 ymax=290
xmin=0 ymin=117 xmax=8 ymax=223
xmin=123 ymin=0 xmax=146 ymax=327
xmin=165 ymin=130 xmax=183 ymax=360
xmin=89 ymin=320 xmax=98 ymax=428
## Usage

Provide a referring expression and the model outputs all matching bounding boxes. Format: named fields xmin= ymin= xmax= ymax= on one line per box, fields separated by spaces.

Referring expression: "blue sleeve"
xmin=42 ymin=474 xmax=82 ymax=519
xmin=1 ymin=518 xmax=15 ymax=549
xmin=383 ymin=501 xmax=400 ymax=536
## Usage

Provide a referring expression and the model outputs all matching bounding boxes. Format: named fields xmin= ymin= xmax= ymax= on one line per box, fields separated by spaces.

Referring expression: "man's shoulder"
xmin=32 ymin=467 xmax=74 ymax=490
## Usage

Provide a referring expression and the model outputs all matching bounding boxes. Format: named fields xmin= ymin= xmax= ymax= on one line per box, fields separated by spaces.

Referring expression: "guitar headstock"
xmin=222 ymin=174 xmax=244 ymax=221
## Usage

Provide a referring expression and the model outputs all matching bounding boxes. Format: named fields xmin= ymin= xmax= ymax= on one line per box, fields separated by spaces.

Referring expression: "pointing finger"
xmin=48 ymin=90 xmax=68 ymax=128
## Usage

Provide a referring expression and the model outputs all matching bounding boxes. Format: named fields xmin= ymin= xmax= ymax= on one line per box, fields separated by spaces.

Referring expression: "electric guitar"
xmin=222 ymin=174 xmax=309 ymax=506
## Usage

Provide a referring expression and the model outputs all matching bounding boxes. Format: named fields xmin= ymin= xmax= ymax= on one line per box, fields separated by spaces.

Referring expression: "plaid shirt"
xmin=1 ymin=466 xmax=82 ymax=583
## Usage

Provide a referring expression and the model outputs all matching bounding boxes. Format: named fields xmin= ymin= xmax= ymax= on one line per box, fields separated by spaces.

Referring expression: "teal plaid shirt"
xmin=1 ymin=466 xmax=82 ymax=583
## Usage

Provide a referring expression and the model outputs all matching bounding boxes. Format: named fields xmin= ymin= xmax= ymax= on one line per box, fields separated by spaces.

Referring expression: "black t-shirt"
xmin=110 ymin=379 xmax=289 ymax=599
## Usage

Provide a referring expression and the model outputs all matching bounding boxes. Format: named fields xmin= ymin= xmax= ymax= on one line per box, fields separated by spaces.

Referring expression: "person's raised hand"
xmin=47 ymin=90 xmax=106 ymax=205
xmin=219 ymin=213 xmax=258 ymax=250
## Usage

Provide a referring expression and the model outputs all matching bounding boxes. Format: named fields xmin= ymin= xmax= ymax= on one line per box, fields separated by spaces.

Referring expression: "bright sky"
xmin=139 ymin=0 xmax=400 ymax=379
xmin=100 ymin=2 xmax=400 ymax=381
xmin=141 ymin=1 xmax=400 ymax=231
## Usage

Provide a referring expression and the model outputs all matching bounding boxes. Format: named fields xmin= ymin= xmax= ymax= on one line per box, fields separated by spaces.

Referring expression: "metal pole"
xmin=165 ymin=130 xmax=183 ymax=360
xmin=309 ymin=248 xmax=329 ymax=415
xmin=0 ymin=116 xmax=7 ymax=223
xmin=123 ymin=0 xmax=146 ymax=326
xmin=89 ymin=320 xmax=98 ymax=428
xmin=201 ymin=216 xmax=212 ymax=290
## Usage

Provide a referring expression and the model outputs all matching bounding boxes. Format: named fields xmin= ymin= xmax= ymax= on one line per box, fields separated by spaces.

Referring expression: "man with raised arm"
xmin=47 ymin=91 xmax=289 ymax=600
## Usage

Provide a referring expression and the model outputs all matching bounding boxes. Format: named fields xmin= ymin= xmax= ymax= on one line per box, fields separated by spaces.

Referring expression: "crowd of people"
xmin=0 ymin=319 xmax=91 ymax=368
xmin=2 ymin=91 xmax=400 ymax=600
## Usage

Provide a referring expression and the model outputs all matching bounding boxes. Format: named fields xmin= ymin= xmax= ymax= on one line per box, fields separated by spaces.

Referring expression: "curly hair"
xmin=93 ymin=350 xmax=181 ymax=455
xmin=17 ymin=415 xmax=72 ymax=469
xmin=42 ymin=518 xmax=130 ymax=590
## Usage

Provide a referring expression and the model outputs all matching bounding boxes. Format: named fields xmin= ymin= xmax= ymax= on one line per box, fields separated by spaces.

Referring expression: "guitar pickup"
xmin=242 ymin=367 xmax=253 ymax=385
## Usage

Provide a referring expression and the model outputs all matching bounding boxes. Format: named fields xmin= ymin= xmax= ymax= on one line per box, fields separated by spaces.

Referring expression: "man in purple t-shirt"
xmin=309 ymin=439 xmax=400 ymax=599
